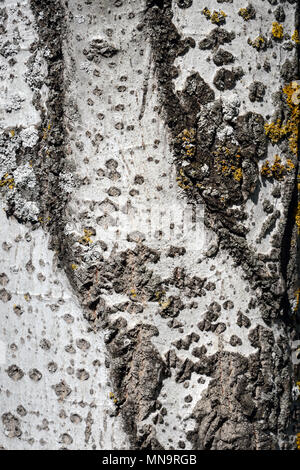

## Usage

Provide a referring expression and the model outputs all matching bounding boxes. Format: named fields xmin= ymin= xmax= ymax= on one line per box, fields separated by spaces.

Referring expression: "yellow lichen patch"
xmin=176 ymin=128 xmax=196 ymax=160
xmin=24 ymin=293 xmax=30 ymax=302
xmin=42 ymin=122 xmax=51 ymax=140
xmin=238 ymin=7 xmax=253 ymax=21
xmin=130 ymin=288 xmax=137 ymax=298
xmin=261 ymin=155 xmax=293 ymax=180
xmin=211 ymin=10 xmax=227 ymax=24
xmin=0 ymin=173 xmax=14 ymax=189
xmin=109 ymin=392 xmax=118 ymax=405
xmin=294 ymin=289 xmax=300 ymax=311
xmin=264 ymin=120 xmax=284 ymax=143
xmin=270 ymin=155 xmax=286 ymax=179
xmin=214 ymin=146 xmax=243 ymax=183
xmin=201 ymin=7 xmax=226 ymax=24
xmin=261 ymin=160 xmax=272 ymax=178
xmin=71 ymin=264 xmax=78 ymax=270
xmin=296 ymin=201 xmax=300 ymax=234
xmin=78 ymin=228 xmax=94 ymax=245
xmin=176 ymin=167 xmax=192 ymax=190
xmin=264 ymin=82 xmax=300 ymax=155
xmin=286 ymin=159 xmax=295 ymax=171
xmin=291 ymin=30 xmax=300 ymax=44
xmin=272 ymin=22 xmax=283 ymax=39
xmin=160 ymin=298 xmax=171 ymax=311
xmin=202 ymin=7 xmax=211 ymax=19
xmin=10 ymin=129 xmax=15 ymax=137
xmin=155 ymin=290 xmax=167 ymax=305
xmin=248 ymin=36 xmax=266 ymax=50
xmin=233 ymin=168 xmax=243 ymax=182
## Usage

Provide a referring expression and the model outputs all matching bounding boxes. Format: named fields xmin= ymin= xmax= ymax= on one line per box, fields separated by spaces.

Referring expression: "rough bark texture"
xmin=0 ymin=0 xmax=299 ymax=450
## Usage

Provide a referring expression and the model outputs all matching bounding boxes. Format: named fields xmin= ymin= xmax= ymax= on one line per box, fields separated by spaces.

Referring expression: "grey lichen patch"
xmin=0 ymin=288 xmax=12 ymax=302
xmin=249 ymin=81 xmax=266 ymax=102
xmin=199 ymin=28 xmax=235 ymax=50
xmin=0 ymin=272 xmax=9 ymax=286
xmin=236 ymin=311 xmax=251 ymax=328
xmin=175 ymin=0 xmax=193 ymax=8
xmin=213 ymin=66 xmax=244 ymax=90
xmin=212 ymin=48 xmax=235 ymax=66
xmin=6 ymin=365 xmax=25 ymax=381
xmin=2 ymin=412 xmax=22 ymax=438
xmin=28 ymin=368 xmax=42 ymax=382
xmin=53 ymin=380 xmax=72 ymax=401
xmin=76 ymin=369 xmax=90 ymax=381
xmin=274 ymin=6 xmax=286 ymax=23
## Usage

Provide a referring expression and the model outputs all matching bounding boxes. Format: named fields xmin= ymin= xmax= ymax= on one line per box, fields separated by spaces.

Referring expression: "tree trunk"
xmin=0 ymin=0 xmax=299 ymax=450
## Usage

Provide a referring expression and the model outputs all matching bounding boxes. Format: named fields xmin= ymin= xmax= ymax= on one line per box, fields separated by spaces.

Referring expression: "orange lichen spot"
xmin=297 ymin=432 xmax=300 ymax=450
xmin=272 ymin=22 xmax=283 ymax=39
xmin=291 ymin=30 xmax=299 ymax=44
xmin=295 ymin=289 xmax=300 ymax=312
